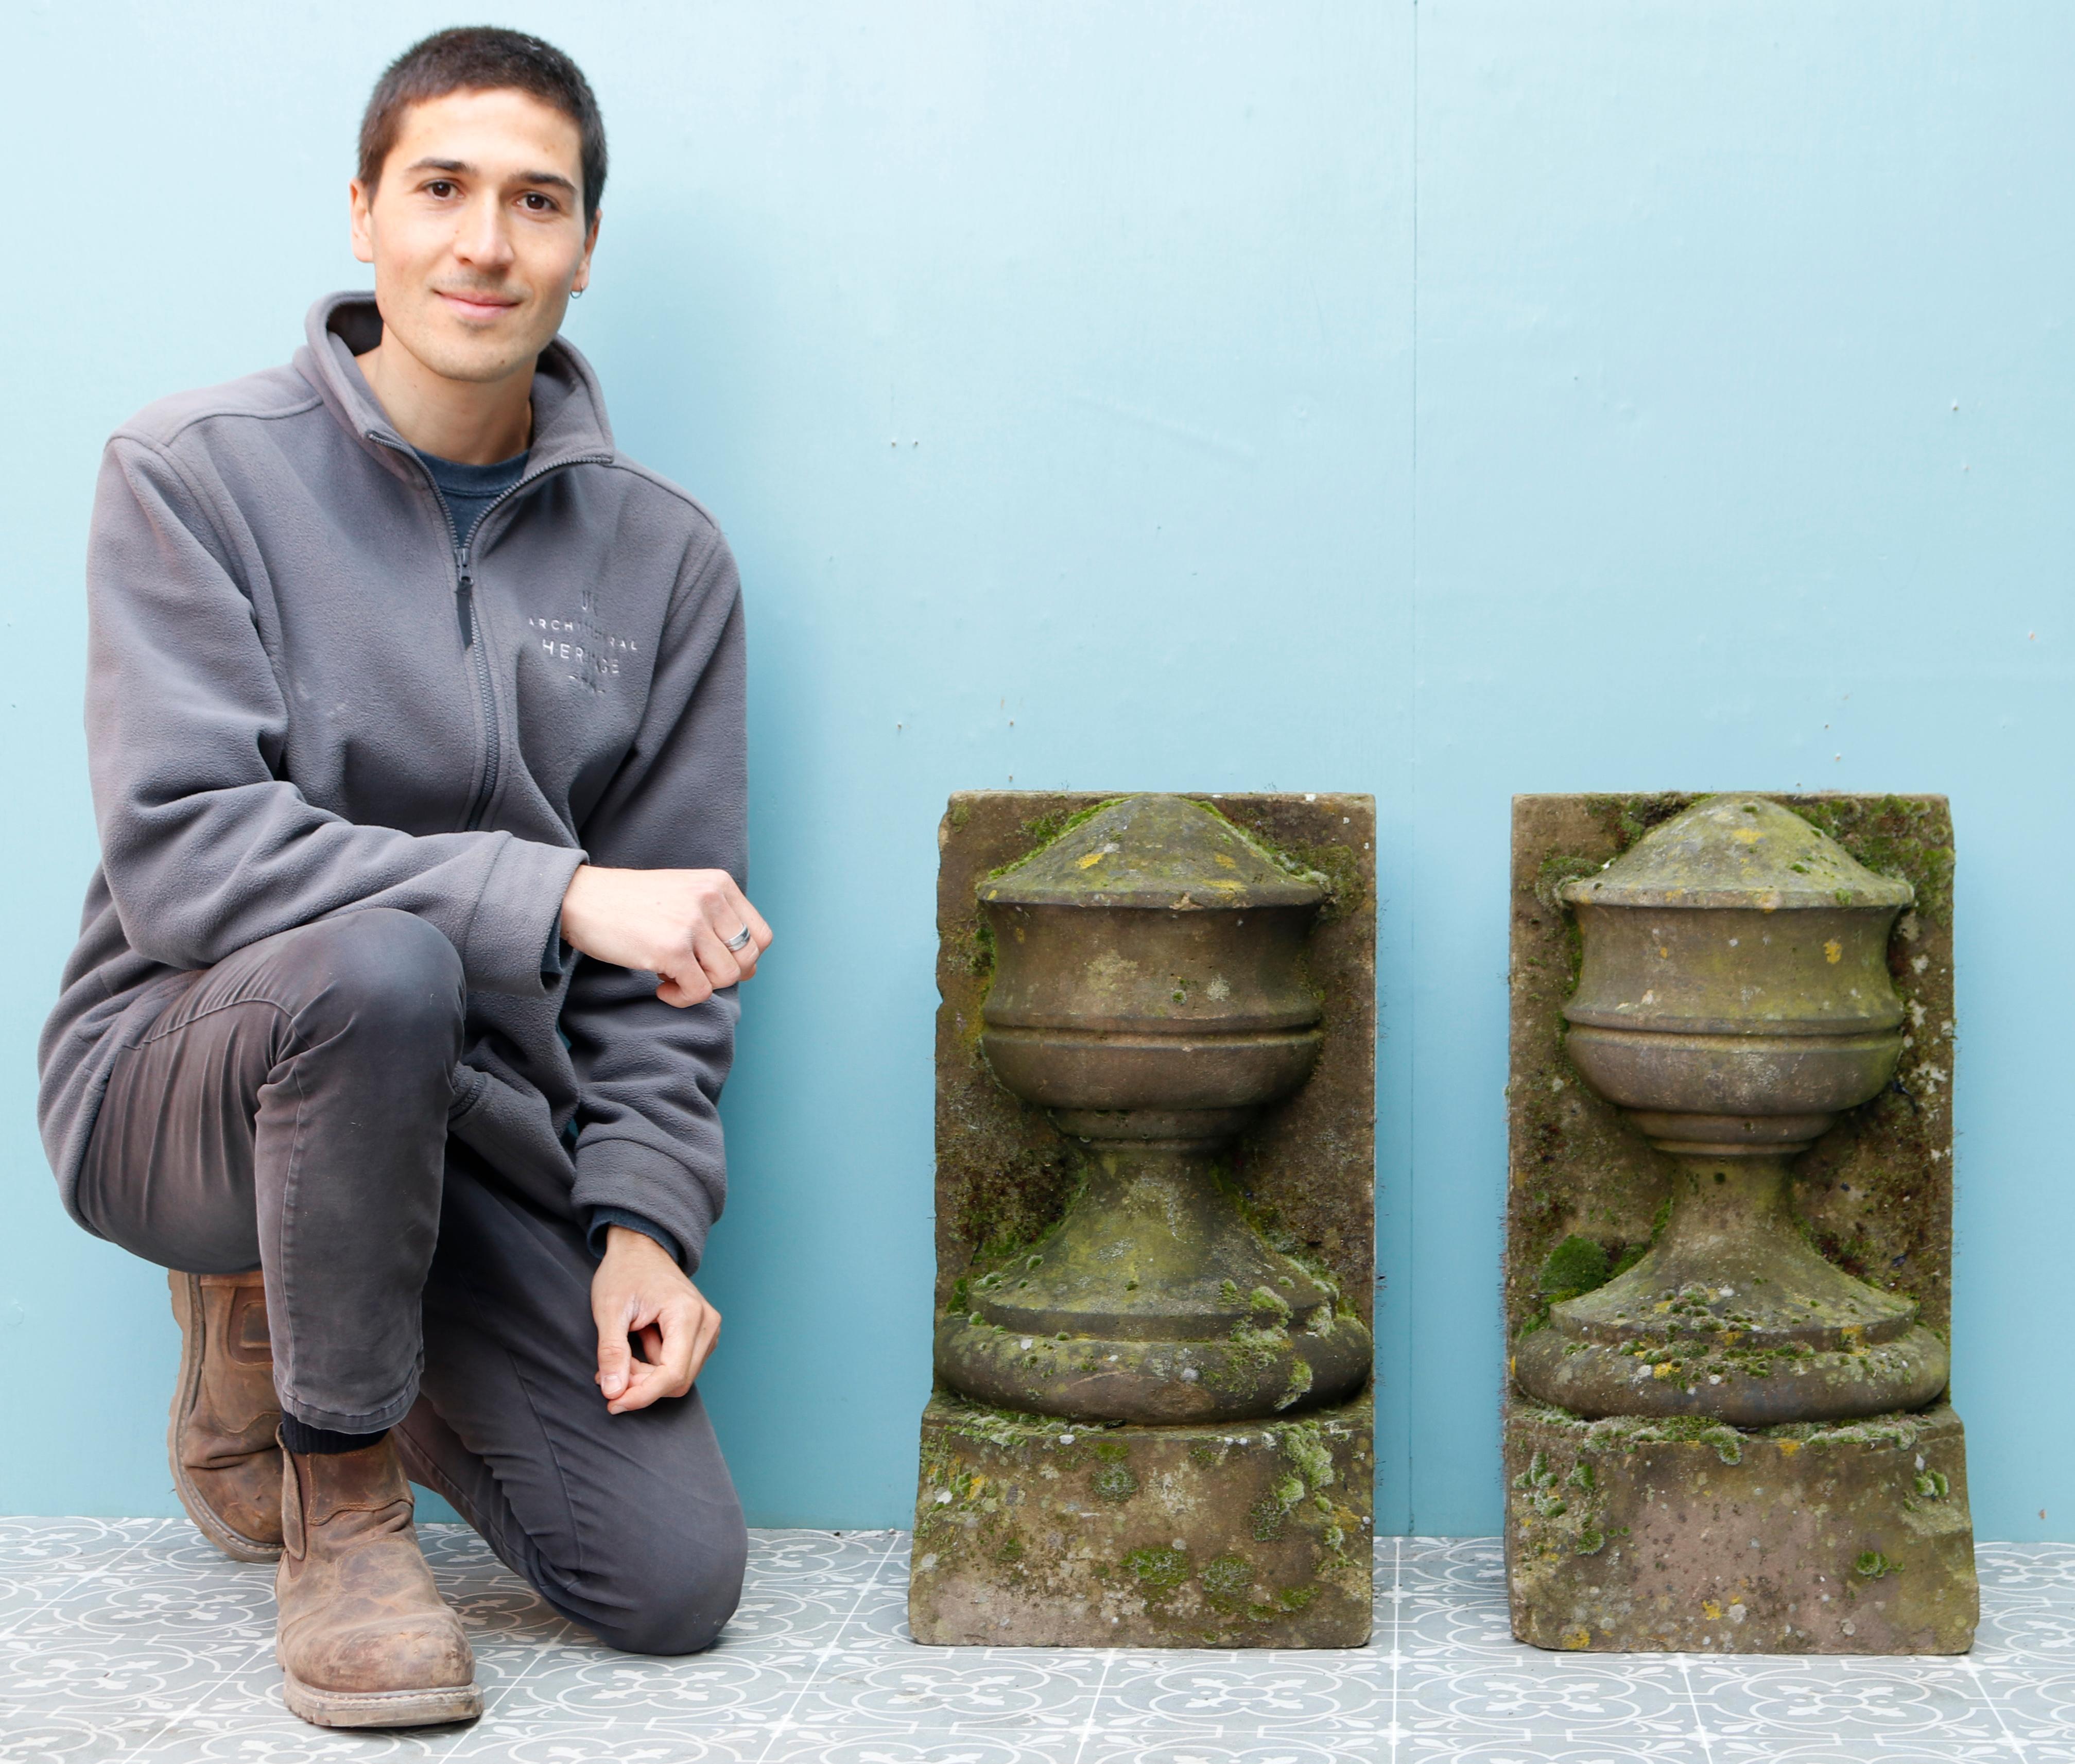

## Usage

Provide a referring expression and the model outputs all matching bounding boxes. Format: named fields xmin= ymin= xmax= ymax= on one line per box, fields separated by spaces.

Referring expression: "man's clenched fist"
xmin=560 ymin=864 xmax=773 ymax=1006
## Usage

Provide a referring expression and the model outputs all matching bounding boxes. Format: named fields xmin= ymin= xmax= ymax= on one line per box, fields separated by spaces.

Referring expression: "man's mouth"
xmin=436 ymin=288 xmax=523 ymax=322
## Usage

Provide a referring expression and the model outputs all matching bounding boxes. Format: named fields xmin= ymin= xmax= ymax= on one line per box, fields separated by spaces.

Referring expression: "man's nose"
xmin=453 ymin=197 xmax=516 ymax=270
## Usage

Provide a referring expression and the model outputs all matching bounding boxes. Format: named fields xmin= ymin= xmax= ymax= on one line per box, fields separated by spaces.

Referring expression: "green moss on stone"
xmin=1199 ymin=1553 xmax=1254 ymax=1611
xmin=1123 ymin=1546 xmax=1190 ymax=1592
xmin=1540 ymin=1235 xmax=1613 ymax=1303
xmin=1093 ymin=1463 xmax=1139 ymax=1502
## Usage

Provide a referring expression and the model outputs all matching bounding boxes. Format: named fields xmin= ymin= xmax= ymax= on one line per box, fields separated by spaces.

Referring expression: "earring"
xmin=571 ymin=287 xmax=585 ymax=300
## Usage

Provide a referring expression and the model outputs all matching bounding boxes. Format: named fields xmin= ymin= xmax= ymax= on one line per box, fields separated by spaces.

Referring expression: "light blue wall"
xmin=1 ymin=3 xmax=2065 ymax=1540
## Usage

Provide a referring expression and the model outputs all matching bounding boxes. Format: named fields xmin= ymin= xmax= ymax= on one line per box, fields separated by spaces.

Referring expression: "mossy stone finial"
xmin=981 ymin=794 xmax=1323 ymax=911
xmin=1521 ymin=791 xmax=1944 ymax=1429
xmin=940 ymin=792 xmax=1367 ymax=1426
xmin=1560 ymin=795 xmax=1913 ymax=913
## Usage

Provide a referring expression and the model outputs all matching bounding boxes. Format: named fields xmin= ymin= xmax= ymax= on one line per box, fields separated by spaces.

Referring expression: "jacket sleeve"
xmin=87 ymin=435 xmax=581 ymax=994
xmin=561 ymin=525 xmax=748 ymax=1273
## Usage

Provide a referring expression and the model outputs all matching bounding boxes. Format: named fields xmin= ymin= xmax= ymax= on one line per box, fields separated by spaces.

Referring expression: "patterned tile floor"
xmin=1 ymin=1521 xmax=2070 ymax=1762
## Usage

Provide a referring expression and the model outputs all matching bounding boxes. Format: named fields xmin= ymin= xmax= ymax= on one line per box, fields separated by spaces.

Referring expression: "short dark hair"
xmin=358 ymin=27 xmax=607 ymax=227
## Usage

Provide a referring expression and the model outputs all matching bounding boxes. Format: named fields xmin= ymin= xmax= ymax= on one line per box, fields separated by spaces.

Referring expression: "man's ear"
xmin=349 ymin=179 xmax=376 ymax=266
xmin=572 ymin=209 xmax=602 ymax=295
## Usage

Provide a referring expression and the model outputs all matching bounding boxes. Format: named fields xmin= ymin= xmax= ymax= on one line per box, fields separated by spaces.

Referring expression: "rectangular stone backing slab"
xmin=909 ymin=1391 xmax=1374 ymax=1647
xmin=918 ymin=790 xmax=1376 ymax=1647
xmin=1505 ymin=793 xmax=1974 ymax=1653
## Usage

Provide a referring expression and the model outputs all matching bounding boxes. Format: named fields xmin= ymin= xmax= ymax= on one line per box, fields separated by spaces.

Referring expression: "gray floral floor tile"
xmin=1397 ymin=1740 xmax=1711 ymax=1763
xmin=478 ymin=1641 xmax=826 ymax=1727
xmin=1973 ymin=1597 xmax=2075 ymax=1658
xmin=3 ymin=1525 xmax=2073 ymax=1762
xmin=1686 ymin=1654 xmax=2001 ymax=1741
xmin=1974 ymin=1661 xmax=2075 ymax=1740
xmin=1708 ymin=1746 xmax=2028 ymax=1764
xmin=772 ymin=1736 xmax=1086 ymax=1764
xmin=1975 ymin=1542 xmax=2075 ymax=1598
xmin=1097 ymin=1654 xmax=1387 ymax=1732
xmin=1398 ymin=1653 xmax=1693 ymax=1736
xmin=1397 ymin=1537 xmax=1511 ymax=1598
xmin=799 ymin=1648 xmax=1113 ymax=1730
xmin=0 ymin=1519 xmax=167 ymax=1571
xmin=1397 ymin=1592 xmax=1536 ymax=1659
xmin=1087 ymin=1738 xmax=1386 ymax=1764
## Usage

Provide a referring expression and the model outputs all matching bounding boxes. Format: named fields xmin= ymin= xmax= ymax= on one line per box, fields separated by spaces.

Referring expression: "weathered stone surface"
xmin=935 ymin=795 xmax=1372 ymax=1423
xmin=909 ymin=1391 xmax=1373 ymax=1648
xmin=919 ymin=791 xmax=1375 ymax=1647
xmin=1507 ymin=793 xmax=1957 ymax=1345
xmin=935 ymin=791 xmax=1377 ymax=1316
xmin=1506 ymin=793 xmax=1973 ymax=1653
xmin=1506 ymin=1402 xmax=1978 ymax=1653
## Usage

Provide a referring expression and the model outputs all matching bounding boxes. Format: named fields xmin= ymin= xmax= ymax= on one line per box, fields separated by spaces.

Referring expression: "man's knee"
xmin=290 ymin=910 xmax=464 ymax=1059
xmin=584 ymin=1511 xmax=748 ymax=1655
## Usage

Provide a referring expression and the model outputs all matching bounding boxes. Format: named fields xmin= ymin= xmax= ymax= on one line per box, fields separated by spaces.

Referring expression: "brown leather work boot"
xmin=275 ymin=1435 xmax=481 ymax=1728
xmin=168 ymin=1270 xmax=283 ymax=1562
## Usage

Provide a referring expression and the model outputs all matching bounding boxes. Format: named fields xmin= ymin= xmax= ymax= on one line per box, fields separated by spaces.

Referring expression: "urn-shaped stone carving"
xmin=932 ymin=794 xmax=1373 ymax=1423
xmin=1513 ymin=795 xmax=1950 ymax=1425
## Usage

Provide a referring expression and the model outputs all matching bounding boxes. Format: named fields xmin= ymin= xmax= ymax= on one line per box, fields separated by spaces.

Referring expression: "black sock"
xmin=280 ymin=1416 xmax=388 ymax=1456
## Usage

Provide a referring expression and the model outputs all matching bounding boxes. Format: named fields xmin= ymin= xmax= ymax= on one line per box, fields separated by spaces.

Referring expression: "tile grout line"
xmin=1958 ymin=1652 xmax=2033 ymax=1760
xmin=444 ymin=1614 xmax=585 ymax=1760
xmin=1674 ymin=1654 xmax=1715 ymax=1764
xmin=1070 ymin=1647 xmax=1117 ymax=1764
xmin=124 ymin=1635 xmax=279 ymax=1762
xmin=750 ymin=1529 xmax=903 ymax=1764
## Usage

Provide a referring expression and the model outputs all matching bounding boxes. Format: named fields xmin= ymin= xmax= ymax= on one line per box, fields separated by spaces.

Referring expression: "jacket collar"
xmin=295 ymin=290 xmax=616 ymax=471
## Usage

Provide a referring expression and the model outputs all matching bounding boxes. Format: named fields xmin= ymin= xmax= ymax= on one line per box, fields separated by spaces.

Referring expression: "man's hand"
xmin=591 ymin=1226 xmax=721 ymax=1414
xmin=560 ymin=864 xmax=773 ymax=1007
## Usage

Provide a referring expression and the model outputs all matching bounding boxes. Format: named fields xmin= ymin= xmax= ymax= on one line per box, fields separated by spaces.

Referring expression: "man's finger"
xmin=594 ymin=1296 xmax=634 ymax=1402
xmin=685 ymin=1301 xmax=722 ymax=1386
xmin=654 ymin=1298 xmax=697 ymax=1395
xmin=718 ymin=880 xmax=774 ymax=954
xmin=657 ymin=963 xmax=714 ymax=1009
xmin=689 ymin=924 xmax=744 ymax=991
xmin=608 ymin=1300 xmax=697 ymax=1411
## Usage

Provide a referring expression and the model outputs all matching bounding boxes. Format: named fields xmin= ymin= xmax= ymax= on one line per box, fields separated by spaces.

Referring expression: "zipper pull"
xmin=456 ymin=571 xmax=475 ymax=648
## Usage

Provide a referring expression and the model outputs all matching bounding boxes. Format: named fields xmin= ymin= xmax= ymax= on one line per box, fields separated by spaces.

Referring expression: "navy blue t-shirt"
xmin=416 ymin=447 xmax=529 ymax=552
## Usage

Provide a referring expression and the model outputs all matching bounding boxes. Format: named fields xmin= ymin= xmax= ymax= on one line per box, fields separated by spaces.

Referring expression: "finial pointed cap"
xmin=1559 ymin=795 xmax=1913 ymax=912
xmin=980 ymin=794 xmax=1324 ymax=911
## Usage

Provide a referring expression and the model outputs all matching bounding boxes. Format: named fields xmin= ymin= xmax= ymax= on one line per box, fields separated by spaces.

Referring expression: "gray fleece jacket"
xmin=37 ymin=292 xmax=747 ymax=1270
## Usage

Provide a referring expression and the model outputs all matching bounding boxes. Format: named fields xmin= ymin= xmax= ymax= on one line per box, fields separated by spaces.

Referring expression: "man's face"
xmin=350 ymin=87 xmax=598 ymax=386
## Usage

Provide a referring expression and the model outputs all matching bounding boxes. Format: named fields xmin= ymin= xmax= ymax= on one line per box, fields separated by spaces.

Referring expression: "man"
xmin=36 ymin=27 xmax=769 ymax=1729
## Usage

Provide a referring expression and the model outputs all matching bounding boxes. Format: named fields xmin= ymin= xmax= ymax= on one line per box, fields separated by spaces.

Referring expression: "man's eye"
xmin=426 ymin=181 xmax=457 ymax=199
xmin=522 ymin=193 xmax=556 ymax=212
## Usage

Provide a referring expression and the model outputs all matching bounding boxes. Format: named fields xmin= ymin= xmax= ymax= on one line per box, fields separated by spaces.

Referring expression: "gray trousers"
xmin=76 ymin=908 xmax=747 ymax=1655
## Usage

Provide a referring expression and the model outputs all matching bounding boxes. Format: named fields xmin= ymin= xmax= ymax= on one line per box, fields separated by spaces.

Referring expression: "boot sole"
xmin=281 ymin=1669 xmax=482 ymax=1728
xmin=168 ymin=1272 xmax=283 ymax=1565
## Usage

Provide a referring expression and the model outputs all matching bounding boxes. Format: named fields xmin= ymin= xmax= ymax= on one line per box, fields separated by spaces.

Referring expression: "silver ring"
xmin=723 ymin=925 xmax=753 ymax=953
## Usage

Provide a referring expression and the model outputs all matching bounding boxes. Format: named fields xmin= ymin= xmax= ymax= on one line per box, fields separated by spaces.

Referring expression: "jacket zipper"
xmin=453 ymin=546 xmax=500 ymax=831
xmin=373 ymin=439 xmax=611 ymax=832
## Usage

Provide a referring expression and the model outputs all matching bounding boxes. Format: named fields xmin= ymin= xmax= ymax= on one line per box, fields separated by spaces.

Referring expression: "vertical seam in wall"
xmin=1405 ymin=0 xmax=1421 ymax=1540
